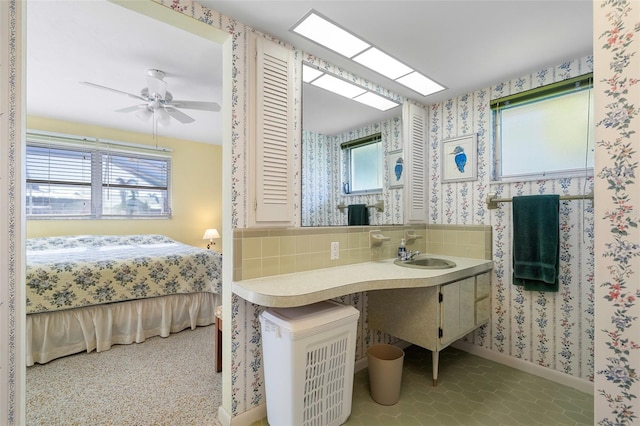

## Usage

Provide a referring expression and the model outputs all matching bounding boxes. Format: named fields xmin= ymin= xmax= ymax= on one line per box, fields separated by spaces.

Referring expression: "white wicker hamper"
xmin=260 ymin=300 xmax=360 ymax=426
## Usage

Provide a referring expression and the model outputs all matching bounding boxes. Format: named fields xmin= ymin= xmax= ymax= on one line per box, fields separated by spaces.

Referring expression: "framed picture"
xmin=442 ymin=134 xmax=477 ymax=183
xmin=387 ymin=149 xmax=404 ymax=189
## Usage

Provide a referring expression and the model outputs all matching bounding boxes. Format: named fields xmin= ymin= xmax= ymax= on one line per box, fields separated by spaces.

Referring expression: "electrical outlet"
xmin=330 ymin=242 xmax=339 ymax=260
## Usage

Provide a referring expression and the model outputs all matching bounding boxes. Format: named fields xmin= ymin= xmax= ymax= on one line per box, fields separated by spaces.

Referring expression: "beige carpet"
xmin=27 ymin=325 xmax=221 ymax=426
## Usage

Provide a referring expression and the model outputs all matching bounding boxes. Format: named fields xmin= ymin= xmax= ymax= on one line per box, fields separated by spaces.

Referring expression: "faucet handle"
xmin=408 ymin=250 xmax=420 ymax=260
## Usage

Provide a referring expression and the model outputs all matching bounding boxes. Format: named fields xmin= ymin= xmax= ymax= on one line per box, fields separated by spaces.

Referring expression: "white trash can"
xmin=260 ymin=300 xmax=360 ymax=426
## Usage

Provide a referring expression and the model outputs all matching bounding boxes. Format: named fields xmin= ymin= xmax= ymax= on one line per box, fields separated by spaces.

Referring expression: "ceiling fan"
xmin=80 ymin=69 xmax=220 ymax=126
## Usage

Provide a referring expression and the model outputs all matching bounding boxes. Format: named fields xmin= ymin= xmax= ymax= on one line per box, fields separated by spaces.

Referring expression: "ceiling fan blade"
xmin=146 ymin=75 xmax=167 ymax=100
xmin=114 ymin=105 xmax=144 ymax=113
xmin=164 ymin=106 xmax=195 ymax=124
xmin=80 ymin=81 xmax=145 ymax=101
xmin=168 ymin=100 xmax=221 ymax=112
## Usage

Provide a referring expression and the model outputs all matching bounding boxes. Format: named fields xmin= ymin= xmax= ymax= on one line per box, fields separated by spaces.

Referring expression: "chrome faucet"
xmin=406 ymin=250 xmax=420 ymax=261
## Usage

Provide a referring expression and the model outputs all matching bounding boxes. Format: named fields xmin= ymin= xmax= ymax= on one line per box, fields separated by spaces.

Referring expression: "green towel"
xmin=348 ymin=204 xmax=369 ymax=226
xmin=512 ymin=195 xmax=560 ymax=292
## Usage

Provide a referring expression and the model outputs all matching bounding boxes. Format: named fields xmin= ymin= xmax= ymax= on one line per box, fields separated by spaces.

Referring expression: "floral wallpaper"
xmin=3 ymin=0 xmax=19 ymax=422
xmin=302 ymin=116 xmax=404 ymax=227
xmin=427 ymin=55 xmax=596 ymax=383
xmin=594 ymin=1 xmax=640 ymax=424
xmin=486 ymin=177 xmax=595 ymax=379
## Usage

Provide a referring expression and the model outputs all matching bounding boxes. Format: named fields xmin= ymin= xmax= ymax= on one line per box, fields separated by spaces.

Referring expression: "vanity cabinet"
xmin=368 ymin=271 xmax=491 ymax=385
xmin=247 ymin=34 xmax=296 ymax=227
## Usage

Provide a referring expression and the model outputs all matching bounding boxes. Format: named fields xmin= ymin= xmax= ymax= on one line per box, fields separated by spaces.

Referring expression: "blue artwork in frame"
xmin=442 ymin=134 xmax=477 ymax=183
xmin=388 ymin=149 xmax=403 ymax=188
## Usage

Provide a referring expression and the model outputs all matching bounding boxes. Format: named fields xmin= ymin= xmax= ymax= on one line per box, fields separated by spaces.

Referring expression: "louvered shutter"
xmin=404 ymin=102 xmax=428 ymax=223
xmin=250 ymin=36 xmax=294 ymax=226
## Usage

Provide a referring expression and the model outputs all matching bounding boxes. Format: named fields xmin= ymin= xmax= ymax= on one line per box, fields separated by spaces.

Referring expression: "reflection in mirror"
xmin=301 ymin=61 xmax=405 ymax=226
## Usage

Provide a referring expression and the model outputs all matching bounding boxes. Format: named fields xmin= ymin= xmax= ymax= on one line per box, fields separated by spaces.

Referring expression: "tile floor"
xmin=253 ymin=345 xmax=593 ymax=425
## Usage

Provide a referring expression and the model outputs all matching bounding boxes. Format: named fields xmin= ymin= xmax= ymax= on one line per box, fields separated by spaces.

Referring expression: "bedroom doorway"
xmin=23 ymin=0 xmax=231 ymax=422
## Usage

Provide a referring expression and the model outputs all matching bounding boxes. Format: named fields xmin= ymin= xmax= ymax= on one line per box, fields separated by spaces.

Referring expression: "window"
xmin=26 ymin=143 xmax=93 ymax=216
xmin=26 ymin=133 xmax=171 ymax=218
xmin=492 ymin=74 xmax=594 ymax=180
xmin=342 ymin=133 xmax=382 ymax=193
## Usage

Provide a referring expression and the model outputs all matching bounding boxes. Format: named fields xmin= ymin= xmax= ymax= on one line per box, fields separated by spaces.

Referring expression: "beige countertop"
xmin=232 ymin=254 xmax=493 ymax=307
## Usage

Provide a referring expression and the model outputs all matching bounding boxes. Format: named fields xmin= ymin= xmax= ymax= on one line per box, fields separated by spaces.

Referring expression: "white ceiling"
xmin=26 ymin=1 xmax=593 ymax=142
xmin=27 ymin=1 xmax=223 ymax=144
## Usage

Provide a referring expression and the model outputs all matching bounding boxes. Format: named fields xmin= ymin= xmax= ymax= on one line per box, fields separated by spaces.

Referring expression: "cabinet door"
xmin=248 ymin=35 xmax=295 ymax=227
xmin=403 ymin=102 xmax=428 ymax=223
xmin=475 ymin=272 xmax=491 ymax=325
xmin=440 ymin=277 xmax=475 ymax=346
xmin=368 ymin=286 xmax=440 ymax=351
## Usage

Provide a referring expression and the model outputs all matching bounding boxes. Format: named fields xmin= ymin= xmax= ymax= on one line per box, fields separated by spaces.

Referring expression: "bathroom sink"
xmin=394 ymin=256 xmax=456 ymax=269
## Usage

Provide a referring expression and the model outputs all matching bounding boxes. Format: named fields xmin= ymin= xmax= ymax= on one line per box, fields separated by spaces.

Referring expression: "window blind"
xmin=26 ymin=143 xmax=93 ymax=216
xmin=101 ymin=151 xmax=170 ymax=216
xmin=26 ymin=132 xmax=171 ymax=218
xmin=340 ymin=133 xmax=382 ymax=149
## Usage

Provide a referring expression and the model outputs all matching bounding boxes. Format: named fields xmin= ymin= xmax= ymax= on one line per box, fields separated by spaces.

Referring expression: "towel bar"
xmin=486 ymin=192 xmax=594 ymax=209
xmin=337 ymin=200 xmax=385 ymax=212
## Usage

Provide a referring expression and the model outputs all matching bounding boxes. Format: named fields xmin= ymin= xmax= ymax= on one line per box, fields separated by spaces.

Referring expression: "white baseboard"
xmin=451 ymin=341 xmax=594 ymax=395
xmin=217 ymin=405 xmax=231 ymax=426
xmin=354 ymin=341 xmax=412 ymax=373
xmin=220 ymin=403 xmax=267 ymax=426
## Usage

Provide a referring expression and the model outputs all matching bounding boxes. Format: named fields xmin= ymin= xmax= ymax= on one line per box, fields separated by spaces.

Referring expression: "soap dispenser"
xmin=398 ymin=238 xmax=407 ymax=261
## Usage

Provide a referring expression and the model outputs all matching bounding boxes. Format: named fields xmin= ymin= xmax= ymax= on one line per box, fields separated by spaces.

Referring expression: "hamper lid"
xmin=261 ymin=300 xmax=359 ymax=334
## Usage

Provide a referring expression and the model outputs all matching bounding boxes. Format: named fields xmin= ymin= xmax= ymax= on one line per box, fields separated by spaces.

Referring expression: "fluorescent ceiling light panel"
xmin=353 ymin=91 xmax=400 ymax=111
xmin=302 ymin=64 xmax=324 ymax=83
xmin=396 ymin=71 xmax=445 ymax=96
xmin=353 ymin=48 xmax=413 ymax=80
xmin=311 ymin=74 xmax=367 ymax=99
xmin=292 ymin=12 xmax=370 ymax=58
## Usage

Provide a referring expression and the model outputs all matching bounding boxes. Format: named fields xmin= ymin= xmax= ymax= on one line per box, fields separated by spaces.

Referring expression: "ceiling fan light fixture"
xmin=156 ymin=108 xmax=171 ymax=127
xmin=135 ymin=106 xmax=153 ymax=122
xmin=82 ymin=69 xmax=219 ymax=127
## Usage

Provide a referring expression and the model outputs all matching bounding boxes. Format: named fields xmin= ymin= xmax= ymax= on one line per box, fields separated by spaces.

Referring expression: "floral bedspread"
xmin=26 ymin=234 xmax=222 ymax=314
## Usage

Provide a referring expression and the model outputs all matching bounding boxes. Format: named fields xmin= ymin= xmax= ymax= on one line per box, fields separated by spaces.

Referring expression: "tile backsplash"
xmin=234 ymin=224 xmax=492 ymax=281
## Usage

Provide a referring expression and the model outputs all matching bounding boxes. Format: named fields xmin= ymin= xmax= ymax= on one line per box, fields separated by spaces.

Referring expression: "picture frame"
xmin=387 ymin=149 xmax=404 ymax=189
xmin=441 ymin=134 xmax=477 ymax=183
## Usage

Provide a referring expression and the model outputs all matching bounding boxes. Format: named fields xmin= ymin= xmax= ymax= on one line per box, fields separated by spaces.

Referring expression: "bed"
xmin=25 ymin=234 xmax=222 ymax=366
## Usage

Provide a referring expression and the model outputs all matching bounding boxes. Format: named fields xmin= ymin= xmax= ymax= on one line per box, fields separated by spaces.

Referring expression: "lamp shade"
xmin=135 ymin=106 xmax=153 ymax=122
xmin=156 ymin=108 xmax=171 ymax=127
xmin=202 ymin=228 xmax=220 ymax=240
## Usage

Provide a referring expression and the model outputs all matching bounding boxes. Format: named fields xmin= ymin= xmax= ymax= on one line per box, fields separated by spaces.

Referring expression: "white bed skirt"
xmin=27 ymin=292 xmax=219 ymax=366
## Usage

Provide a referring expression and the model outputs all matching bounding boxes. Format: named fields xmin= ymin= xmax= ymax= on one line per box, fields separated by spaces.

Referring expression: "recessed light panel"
xmin=292 ymin=12 xmax=370 ymax=58
xmin=311 ymin=74 xmax=367 ymax=99
xmin=292 ymin=10 xmax=447 ymax=97
xmin=353 ymin=48 xmax=413 ymax=80
xmin=302 ymin=64 xmax=324 ymax=83
xmin=396 ymin=72 xmax=445 ymax=96
xmin=353 ymin=91 xmax=400 ymax=111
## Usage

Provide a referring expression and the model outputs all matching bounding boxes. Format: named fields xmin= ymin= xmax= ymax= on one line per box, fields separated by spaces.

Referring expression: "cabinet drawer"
xmin=476 ymin=273 xmax=490 ymax=299
xmin=475 ymin=297 xmax=490 ymax=325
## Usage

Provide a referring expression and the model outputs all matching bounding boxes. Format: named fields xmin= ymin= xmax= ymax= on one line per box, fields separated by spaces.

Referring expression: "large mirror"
xmin=301 ymin=61 xmax=405 ymax=226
